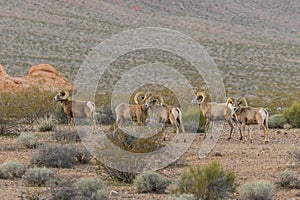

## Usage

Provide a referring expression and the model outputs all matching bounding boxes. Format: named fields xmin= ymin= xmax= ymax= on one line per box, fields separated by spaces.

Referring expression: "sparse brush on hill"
xmin=52 ymin=127 xmax=81 ymax=143
xmin=268 ymin=114 xmax=287 ymax=129
xmin=76 ymin=177 xmax=107 ymax=200
xmin=35 ymin=115 xmax=55 ymax=132
xmin=173 ymin=161 xmax=236 ymax=200
xmin=278 ymin=170 xmax=300 ymax=189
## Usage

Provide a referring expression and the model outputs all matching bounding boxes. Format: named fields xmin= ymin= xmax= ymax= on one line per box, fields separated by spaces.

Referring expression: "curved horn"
xmin=196 ymin=92 xmax=205 ymax=104
xmin=134 ymin=91 xmax=145 ymax=104
xmin=241 ymin=97 xmax=248 ymax=107
xmin=226 ymin=97 xmax=234 ymax=106
xmin=60 ymin=90 xmax=70 ymax=100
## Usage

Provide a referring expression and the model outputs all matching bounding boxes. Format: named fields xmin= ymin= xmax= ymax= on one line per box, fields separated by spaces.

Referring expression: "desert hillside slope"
xmin=0 ymin=0 xmax=299 ymax=109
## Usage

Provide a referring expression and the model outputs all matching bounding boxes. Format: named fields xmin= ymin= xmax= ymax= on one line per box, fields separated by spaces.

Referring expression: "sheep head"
xmin=54 ymin=90 xmax=71 ymax=101
xmin=191 ymin=91 xmax=206 ymax=105
xmin=144 ymin=94 xmax=164 ymax=108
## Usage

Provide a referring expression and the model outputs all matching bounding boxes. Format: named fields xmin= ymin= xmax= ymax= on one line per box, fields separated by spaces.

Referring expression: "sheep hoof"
xmin=183 ymin=138 xmax=186 ymax=143
xmin=227 ymin=137 xmax=231 ymax=141
xmin=240 ymin=137 xmax=243 ymax=140
xmin=265 ymin=140 xmax=269 ymax=144
xmin=250 ymin=139 xmax=253 ymax=143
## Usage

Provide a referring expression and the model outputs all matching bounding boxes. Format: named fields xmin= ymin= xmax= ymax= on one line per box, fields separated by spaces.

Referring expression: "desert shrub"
xmin=76 ymin=177 xmax=107 ymax=200
xmin=0 ymin=92 xmax=20 ymax=134
xmin=278 ymin=170 xmax=300 ymax=189
xmin=134 ymin=172 xmax=169 ymax=193
xmin=16 ymin=132 xmax=37 ymax=148
xmin=22 ymin=167 xmax=55 ymax=186
xmin=174 ymin=161 xmax=235 ymax=200
xmin=35 ymin=115 xmax=55 ymax=132
xmin=75 ymin=146 xmax=93 ymax=164
xmin=239 ymin=180 xmax=275 ymax=200
xmin=53 ymin=127 xmax=81 ymax=143
xmin=50 ymin=187 xmax=79 ymax=200
xmin=283 ymin=102 xmax=300 ymax=128
xmin=0 ymin=160 xmax=26 ymax=179
xmin=268 ymin=114 xmax=287 ymax=129
xmin=31 ymin=144 xmax=76 ymax=168
xmin=182 ymin=107 xmax=205 ymax=133
xmin=97 ymin=127 xmax=165 ymax=182
xmin=16 ymin=87 xmax=57 ymax=124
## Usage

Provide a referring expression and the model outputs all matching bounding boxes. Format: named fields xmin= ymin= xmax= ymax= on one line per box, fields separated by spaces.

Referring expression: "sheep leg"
xmin=204 ymin=119 xmax=210 ymax=139
xmin=248 ymin=126 xmax=253 ymax=143
xmin=226 ymin=120 xmax=234 ymax=140
xmin=262 ymin=125 xmax=269 ymax=144
xmin=241 ymin=123 xmax=246 ymax=142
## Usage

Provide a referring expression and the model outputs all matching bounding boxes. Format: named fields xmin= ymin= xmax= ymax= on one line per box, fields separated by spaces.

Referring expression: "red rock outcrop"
xmin=0 ymin=64 xmax=73 ymax=92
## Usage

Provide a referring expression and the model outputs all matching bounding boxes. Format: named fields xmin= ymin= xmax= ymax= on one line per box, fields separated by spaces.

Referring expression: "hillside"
xmin=0 ymin=0 xmax=299 ymax=110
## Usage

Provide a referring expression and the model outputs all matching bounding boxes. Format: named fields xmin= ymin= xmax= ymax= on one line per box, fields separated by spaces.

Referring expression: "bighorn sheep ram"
xmin=230 ymin=97 xmax=269 ymax=144
xmin=54 ymin=90 xmax=96 ymax=133
xmin=191 ymin=91 xmax=237 ymax=139
xmin=114 ymin=92 xmax=150 ymax=127
xmin=144 ymin=94 xmax=185 ymax=142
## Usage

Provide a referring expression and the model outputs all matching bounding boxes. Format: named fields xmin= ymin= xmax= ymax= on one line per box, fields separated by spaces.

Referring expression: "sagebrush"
xmin=134 ymin=172 xmax=169 ymax=193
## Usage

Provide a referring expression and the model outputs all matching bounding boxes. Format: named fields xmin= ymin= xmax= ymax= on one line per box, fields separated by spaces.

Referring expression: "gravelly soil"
xmin=0 ymin=125 xmax=299 ymax=199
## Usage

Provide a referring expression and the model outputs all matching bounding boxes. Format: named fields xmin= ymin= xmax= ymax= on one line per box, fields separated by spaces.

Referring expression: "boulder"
xmin=0 ymin=64 xmax=73 ymax=92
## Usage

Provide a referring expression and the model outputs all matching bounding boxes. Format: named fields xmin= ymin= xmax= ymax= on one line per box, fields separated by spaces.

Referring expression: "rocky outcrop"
xmin=0 ymin=64 xmax=73 ymax=92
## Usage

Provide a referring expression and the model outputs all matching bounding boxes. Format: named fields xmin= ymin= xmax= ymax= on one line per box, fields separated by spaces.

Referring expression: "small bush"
xmin=239 ymin=180 xmax=275 ymax=200
xmin=76 ymin=177 xmax=107 ymax=199
xmin=53 ymin=127 xmax=81 ymax=143
xmin=16 ymin=133 xmax=37 ymax=148
xmin=174 ymin=161 xmax=235 ymax=200
xmin=75 ymin=146 xmax=93 ymax=164
xmin=283 ymin=102 xmax=300 ymax=128
xmin=50 ymin=187 xmax=79 ymax=200
xmin=268 ymin=114 xmax=287 ymax=129
xmin=0 ymin=160 xmax=26 ymax=179
xmin=31 ymin=144 xmax=76 ymax=168
xmin=35 ymin=115 xmax=55 ymax=132
xmin=22 ymin=167 xmax=55 ymax=186
xmin=134 ymin=172 xmax=169 ymax=193
xmin=182 ymin=107 xmax=205 ymax=133
xmin=278 ymin=170 xmax=300 ymax=189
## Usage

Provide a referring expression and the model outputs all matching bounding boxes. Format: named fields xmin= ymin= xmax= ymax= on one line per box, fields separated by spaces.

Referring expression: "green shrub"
xmin=278 ymin=170 xmax=300 ymax=189
xmin=0 ymin=160 xmax=26 ymax=179
xmin=182 ymin=107 xmax=205 ymax=133
xmin=22 ymin=167 xmax=55 ymax=186
xmin=31 ymin=144 xmax=76 ymax=168
xmin=174 ymin=161 xmax=235 ymax=199
xmin=50 ymin=187 xmax=79 ymax=200
xmin=134 ymin=172 xmax=169 ymax=193
xmin=76 ymin=177 xmax=107 ymax=200
xmin=239 ymin=180 xmax=275 ymax=200
xmin=283 ymin=102 xmax=300 ymax=128
xmin=35 ymin=115 xmax=55 ymax=132
xmin=52 ymin=127 xmax=81 ymax=143
xmin=16 ymin=133 xmax=37 ymax=148
xmin=268 ymin=114 xmax=287 ymax=129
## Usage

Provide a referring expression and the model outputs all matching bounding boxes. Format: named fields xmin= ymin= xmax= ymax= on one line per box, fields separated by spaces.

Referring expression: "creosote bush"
xmin=31 ymin=144 xmax=76 ymax=168
xmin=174 ymin=161 xmax=235 ymax=200
xmin=283 ymin=102 xmax=300 ymax=128
xmin=268 ymin=114 xmax=287 ymax=129
xmin=22 ymin=167 xmax=55 ymax=186
xmin=0 ymin=160 xmax=26 ymax=179
xmin=239 ymin=180 xmax=274 ymax=200
xmin=35 ymin=115 xmax=55 ymax=132
xmin=278 ymin=170 xmax=300 ymax=189
xmin=0 ymin=87 xmax=56 ymax=134
xmin=16 ymin=132 xmax=37 ymax=148
xmin=134 ymin=172 xmax=170 ymax=193
xmin=76 ymin=177 xmax=107 ymax=200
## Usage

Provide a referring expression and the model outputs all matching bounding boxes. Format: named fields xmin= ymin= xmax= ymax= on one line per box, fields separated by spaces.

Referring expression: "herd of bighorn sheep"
xmin=54 ymin=89 xmax=269 ymax=144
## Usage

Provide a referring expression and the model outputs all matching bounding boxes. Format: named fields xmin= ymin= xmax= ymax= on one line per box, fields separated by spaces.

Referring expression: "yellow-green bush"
xmin=173 ymin=161 xmax=236 ymax=199
xmin=0 ymin=87 xmax=56 ymax=134
xmin=283 ymin=102 xmax=300 ymax=128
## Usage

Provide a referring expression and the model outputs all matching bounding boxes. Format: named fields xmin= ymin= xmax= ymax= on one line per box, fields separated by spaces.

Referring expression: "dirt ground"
xmin=0 ymin=125 xmax=299 ymax=200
